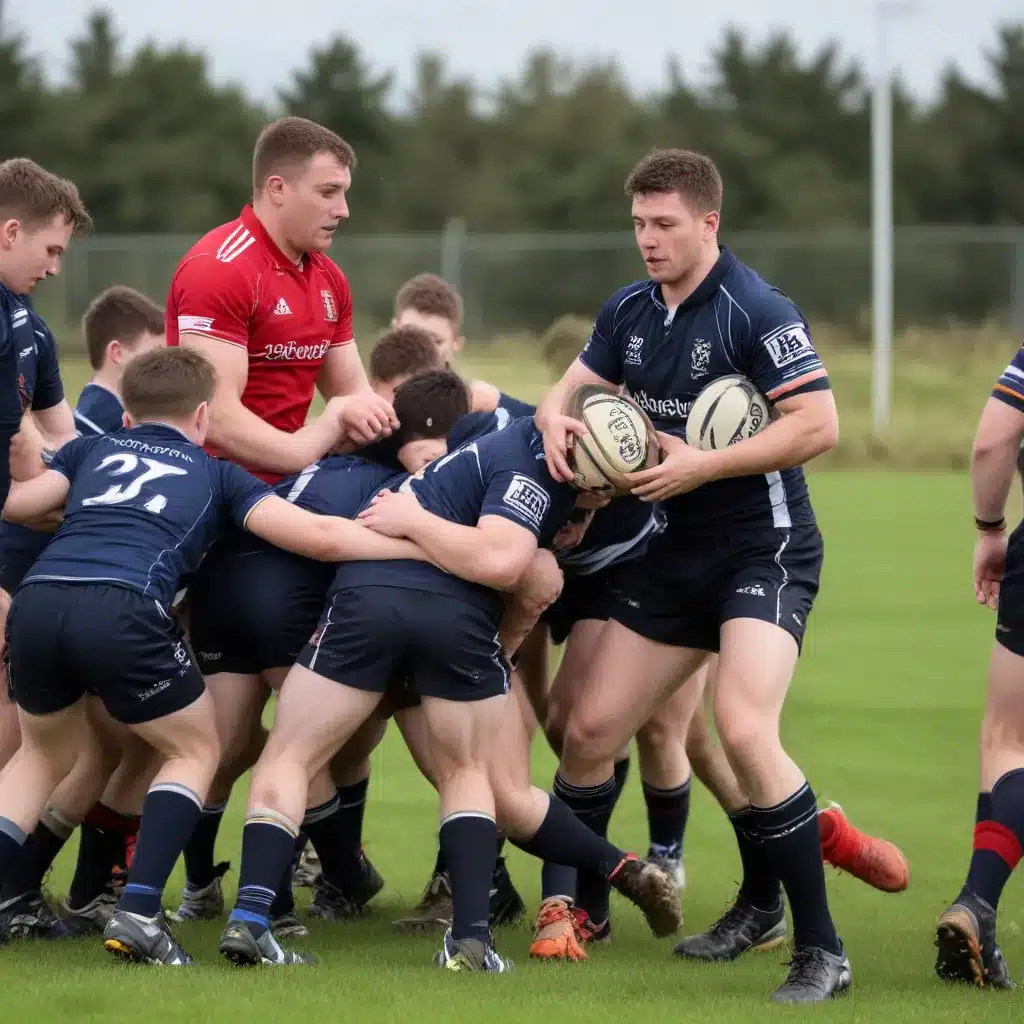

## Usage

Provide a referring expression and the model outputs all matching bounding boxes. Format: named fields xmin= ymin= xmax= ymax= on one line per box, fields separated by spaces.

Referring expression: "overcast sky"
xmin=10 ymin=0 xmax=1022 ymax=104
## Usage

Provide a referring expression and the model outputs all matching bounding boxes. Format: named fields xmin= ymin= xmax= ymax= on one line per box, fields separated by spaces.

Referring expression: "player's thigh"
xmin=395 ymin=701 xmax=436 ymax=785
xmin=981 ymin=641 xmax=1024 ymax=772
xmin=330 ymin=713 xmax=388 ymax=785
xmin=547 ymin=618 xmax=613 ymax=738
xmin=265 ymin=663 xmax=383 ymax=779
xmin=639 ymin=654 xmax=711 ymax=751
xmin=713 ymin=617 xmax=799 ymax=751
xmin=420 ymin=691 xmax=508 ymax=779
xmin=562 ymin=620 xmax=706 ymax=761
xmin=204 ymin=671 xmax=269 ymax=763
xmin=513 ymin=623 xmax=550 ymax=723
xmin=16 ymin=696 xmax=91 ymax=772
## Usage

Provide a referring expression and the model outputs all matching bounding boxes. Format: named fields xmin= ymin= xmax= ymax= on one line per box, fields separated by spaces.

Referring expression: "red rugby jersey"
xmin=166 ymin=204 xmax=353 ymax=482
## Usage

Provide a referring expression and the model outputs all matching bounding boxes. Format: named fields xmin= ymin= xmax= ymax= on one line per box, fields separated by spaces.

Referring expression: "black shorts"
xmin=612 ymin=524 xmax=823 ymax=653
xmin=296 ymin=585 xmax=510 ymax=702
xmin=997 ymin=527 xmax=1024 ymax=655
xmin=542 ymin=563 xmax=625 ymax=646
xmin=0 ymin=531 xmax=49 ymax=595
xmin=188 ymin=546 xmax=334 ymax=676
xmin=7 ymin=582 xmax=205 ymax=724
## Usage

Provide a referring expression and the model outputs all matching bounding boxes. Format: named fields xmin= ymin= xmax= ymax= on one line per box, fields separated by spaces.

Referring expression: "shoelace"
xmin=781 ymin=947 xmax=830 ymax=987
xmin=707 ymin=900 xmax=753 ymax=937
xmin=536 ymin=902 xmax=570 ymax=931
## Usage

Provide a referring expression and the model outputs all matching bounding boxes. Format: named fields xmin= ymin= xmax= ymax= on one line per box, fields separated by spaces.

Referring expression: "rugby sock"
xmin=432 ymin=845 xmax=447 ymax=877
xmin=749 ymin=783 xmax=841 ymax=955
xmin=613 ymin=756 xmax=631 ymax=800
xmin=67 ymin=804 xmax=140 ymax=910
xmin=440 ymin=811 xmax=497 ymax=944
xmin=516 ymin=795 xmax=625 ymax=879
xmin=268 ymin=843 xmax=300 ymax=919
xmin=0 ymin=807 xmax=74 ymax=899
xmin=0 ymin=817 xmax=27 ymax=889
xmin=730 ymin=808 xmax=782 ymax=909
xmin=303 ymin=790 xmax=362 ymax=888
xmin=119 ymin=783 xmax=203 ymax=919
xmin=182 ymin=800 xmax=227 ymax=889
xmin=643 ymin=776 xmax=691 ymax=859
xmin=961 ymin=769 xmax=1024 ymax=910
xmin=230 ymin=810 xmax=300 ymax=938
xmin=977 ymin=791 xmax=994 ymax=824
xmin=552 ymin=774 xmax=620 ymax=923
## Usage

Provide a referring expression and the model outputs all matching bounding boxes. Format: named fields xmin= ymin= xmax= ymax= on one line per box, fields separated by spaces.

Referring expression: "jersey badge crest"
xmin=691 ymin=338 xmax=710 ymax=378
xmin=321 ymin=290 xmax=338 ymax=322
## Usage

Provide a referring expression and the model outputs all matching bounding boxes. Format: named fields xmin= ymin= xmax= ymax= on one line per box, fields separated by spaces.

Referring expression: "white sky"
xmin=10 ymin=0 xmax=1022 ymax=105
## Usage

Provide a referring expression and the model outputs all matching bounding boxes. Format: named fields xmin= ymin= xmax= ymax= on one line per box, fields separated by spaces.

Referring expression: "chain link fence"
xmin=32 ymin=225 xmax=1024 ymax=340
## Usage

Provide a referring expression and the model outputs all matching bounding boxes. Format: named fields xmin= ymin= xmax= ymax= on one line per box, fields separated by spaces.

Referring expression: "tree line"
xmin=3 ymin=7 xmax=1022 ymax=237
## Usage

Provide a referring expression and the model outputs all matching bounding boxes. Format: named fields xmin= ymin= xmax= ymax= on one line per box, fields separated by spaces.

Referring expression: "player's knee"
xmin=636 ymin=711 xmax=683 ymax=759
xmin=562 ymin=707 xmax=619 ymax=767
xmin=981 ymin=706 xmax=1024 ymax=758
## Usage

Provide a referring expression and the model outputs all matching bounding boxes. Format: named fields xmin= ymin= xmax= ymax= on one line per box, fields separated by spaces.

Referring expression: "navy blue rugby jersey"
xmin=73 ymin=383 xmax=125 ymax=436
xmin=23 ymin=423 xmax=270 ymax=609
xmin=446 ymin=410 xmax=662 ymax=577
xmin=0 ymin=302 xmax=67 ymax=581
xmin=497 ymin=393 xmax=536 ymax=418
xmin=332 ymin=416 xmax=576 ymax=608
xmin=580 ymin=247 xmax=829 ymax=533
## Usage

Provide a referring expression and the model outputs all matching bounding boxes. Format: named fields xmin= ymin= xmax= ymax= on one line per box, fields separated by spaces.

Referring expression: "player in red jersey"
xmin=167 ymin=116 xmax=395 ymax=483
xmin=165 ymin=118 xmax=394 ymax=933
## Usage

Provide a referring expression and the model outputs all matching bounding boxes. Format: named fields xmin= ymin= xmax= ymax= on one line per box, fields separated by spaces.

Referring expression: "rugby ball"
xmin=567 ymin=384 xmax=659 ymax=492
xmin=685 ymin=375 xmax=769 ymax=452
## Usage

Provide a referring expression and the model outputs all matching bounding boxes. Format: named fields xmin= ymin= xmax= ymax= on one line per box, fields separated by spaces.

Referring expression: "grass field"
xmin=2 ymin=359 xmax=1022 ymax=1020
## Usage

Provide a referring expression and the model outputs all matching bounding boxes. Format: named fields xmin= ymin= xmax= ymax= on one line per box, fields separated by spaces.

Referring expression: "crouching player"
xmin=0 ymin=348 xmax=450 ymax=965
xmin=217 ymin=414 xmax=682 ymax=971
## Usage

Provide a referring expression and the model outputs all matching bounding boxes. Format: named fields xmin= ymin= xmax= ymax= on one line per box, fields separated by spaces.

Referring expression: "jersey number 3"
xmin=82 ymin=453 xmax=189 ymax=514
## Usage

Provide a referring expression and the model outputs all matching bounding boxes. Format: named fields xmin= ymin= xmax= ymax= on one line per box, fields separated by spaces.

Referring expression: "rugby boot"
xmin=218 ymin=920 xmax=317 ymax=966
xmin=103 ymin=909 xmax=192 ymax=966
xmin=167 ymin=861 xmax=229 ymax=923
xmin=293 ymin=844 xmax=322 ymax=888
xmin=489 ymin=856 xmax=526 ymax=926
xmin=647 ymin=845 xmax=686 ymax=890
xmin=772 ymin=945 xmax=852 ymax=1003
xmin=270 ymin=912 xmax=309 ymax=939
xmin=529 ymin=898 xmax=588 ymax=961
xmin=935 ymin=894 xmax=1015 ymax=989
xmin=59 ymin=891 xmax=119 ymax=935
xmin=819 ymin=803 xmax=910 ymax=893
xmin=673 ymin=894 xmax=787 ymax=961
xmin=0 ymin=890 xmax=75 ymax=940
xmin=308 ymin=849 xmax=384 ymax=922
xmin=571 ymin=906 xmax=612 ymax=944
xmin=393 ymin=870 xmax=453 ymax=934
xmin=607 ymin=853 xmax=682 ymax=937
xmin=435 ymin=927 xmax=513 ymax=972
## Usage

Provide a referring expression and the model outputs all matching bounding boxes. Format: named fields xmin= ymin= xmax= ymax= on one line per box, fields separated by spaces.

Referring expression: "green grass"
xmin=8 ymin=353 xmax=1020 ymax=1019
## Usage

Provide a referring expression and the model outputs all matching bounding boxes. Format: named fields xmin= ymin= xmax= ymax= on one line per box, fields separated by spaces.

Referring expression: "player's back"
xmin=27 ymin=422 xmax=267 ymax=609
xmin=74 ymin=383 xmax=125 ymax=436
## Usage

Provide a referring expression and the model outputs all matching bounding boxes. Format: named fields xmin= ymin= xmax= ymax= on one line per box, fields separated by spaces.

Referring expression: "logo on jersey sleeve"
xmin=503 ymin=475 xmax=551 ymax=529
xmin=625 ymin=335 xmax=645 ymax=366
xmin=322 ymin=290 xmax=338 ymax=322
xmin=762 ymin=323 xmax=813 ymax=368
xmin=178 ymin=315 xmax=214 ymax=333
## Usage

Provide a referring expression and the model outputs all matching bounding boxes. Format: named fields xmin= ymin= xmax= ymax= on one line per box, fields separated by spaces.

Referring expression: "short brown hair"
xmin=394 ymin=274 xmax=463 ymax=331
xmin=252 ymin=117 xmax=356 ymax=193
xmin=369 ymin=325 xmax=445 ymax=384
xmin=0 ymin=158 xmax=92 ymax=235
xmin=122 ymin=348 xmax=215 ymax=422
xmin=82 ymin=286 xmax=164 ymax=370
xmin=624 ymin=149 xmax=723 ymax=213
xmin=393 ymin=370 xmax=470 ymax=448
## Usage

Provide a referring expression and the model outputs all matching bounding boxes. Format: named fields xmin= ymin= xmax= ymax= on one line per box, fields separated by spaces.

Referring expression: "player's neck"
xmin=135 ymin=417 xmax=201 ymax=444
xmin=659 ymin=242 xmax=721 ymax=311
xmin=89 ymin=369 xmax=122 ymax=400
xmin=250 ymin=200 xmax=304 ymax=266
xmin=0 ymin=264 xmax=23 ymax=295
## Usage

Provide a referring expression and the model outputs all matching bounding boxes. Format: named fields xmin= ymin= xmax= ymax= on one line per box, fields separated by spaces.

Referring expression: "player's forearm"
xmin=2 ymin=481 xmax=60 ymax=524
xmin=535 ymin=378 xmax=572 ymax=432
xmin=971 ymin=438 xmax=1017 ymax=522
xmin=284 ymin=517 xmax=424 ymax=564
xmin=704 ymin=405 xmax=838 ymax=480
xmin=404 ymin=514 xmax=526 ymax=591
xmin=209 ymin=402 xmax=341 ymax=475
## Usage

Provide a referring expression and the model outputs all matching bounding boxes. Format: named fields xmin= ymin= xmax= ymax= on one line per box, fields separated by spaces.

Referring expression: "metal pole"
xmin=871 ymin=8 xmax=894 ymax=438
xmin=441 ymin=217 xmax=466 ymax=293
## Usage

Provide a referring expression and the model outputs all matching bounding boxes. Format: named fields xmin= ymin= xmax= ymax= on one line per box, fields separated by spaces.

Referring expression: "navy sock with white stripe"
xmin=303 ymin=779 xmax=368 ymax=888
xmin=229 ymin=810 xmax=300 ymax=939
xmin=182 ymin=800 xmax=227 ymax=889
xmin=0 ymin=817 xmax=27 ymax=891
xmin=440 ymin=811 xmax=497 ymax=944
xmin=748 ymin=782 xmax=840 ymax=954
xmin=119 ymin=783 xmax=204 ymax=918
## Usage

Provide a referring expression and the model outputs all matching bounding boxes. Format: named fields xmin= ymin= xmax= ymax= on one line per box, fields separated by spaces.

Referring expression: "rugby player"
xmin=0 ymin=287 xmax=166 ymax=940
xmin=932 ymin=345 xmax=1024 ymax=989
xmin=535 ymin=149 xmax=849 ymax=1002
xmin=216 ymin=414 xmax=681 ymax=970
xmin=0 ymin=348 xmax=450 ymax=966
xmin=181 ymin=370 xmax=469 ymax=933
xmin=393 ymin=273 xmax=536 ymax=417
xmin=166 ymin=115 xmax=396 ymax=919
xmin=0 ymin=158 xmax=91 ymax=770
xmin=368 ymin=324 xmax=445 ymax=403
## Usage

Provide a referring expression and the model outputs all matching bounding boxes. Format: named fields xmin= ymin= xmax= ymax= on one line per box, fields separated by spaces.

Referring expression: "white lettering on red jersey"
xmin=166 ymin=205 xmax=354 ymax=482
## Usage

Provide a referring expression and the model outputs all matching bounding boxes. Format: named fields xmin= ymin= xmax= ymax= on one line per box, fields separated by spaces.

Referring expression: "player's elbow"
xmin=482 ymin=546 xmax=536 ymax=592
xmin=803 ymin=404 xmax=838 ymax=458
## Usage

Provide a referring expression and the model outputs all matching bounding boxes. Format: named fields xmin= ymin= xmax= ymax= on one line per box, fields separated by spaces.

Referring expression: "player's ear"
xmin=195 ymin=400 xmax=210 ymax=435
xmin=107 ymin=340 xmax=123 ymax=367
xmin=0 ymin=218 xmax=18 ymax=249
xmin=453 ymin=335 xmax=465 ymax=354
xmin=122 ymin=411 xmax=136 ymax=429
